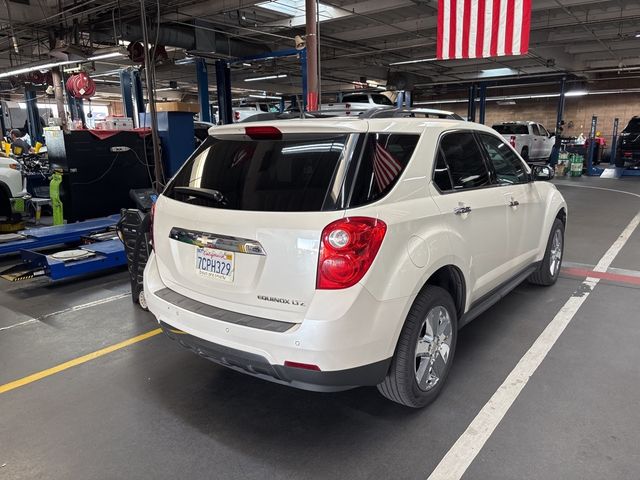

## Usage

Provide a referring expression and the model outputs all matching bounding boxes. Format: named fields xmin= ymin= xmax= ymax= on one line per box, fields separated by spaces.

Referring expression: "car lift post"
xmin=609 ymin=117 xmax=619 ymax=167
xmin=215 ymin=60 xmax=233 ymax=125
xmin=550 ymin=77 xmax=566 ymax=167
xmin=478 ymin=83 xmax=487 ymax=124
xmin=24 ymin=87 xmax=44 ymax=143
xmin=586 ymin=115 xmax=602 ymax=176
xmin=119 ymin=69 xmax=135 ymax=121
xmin=467 ymin=83 xmax=476 ymax=122
xmin=196 ymin=58 xmax=211 ymax=123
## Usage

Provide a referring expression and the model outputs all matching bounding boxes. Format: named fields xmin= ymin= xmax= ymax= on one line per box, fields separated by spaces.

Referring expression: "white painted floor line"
xmin=0 ymin=292 xmax=129 ymax=332
xmin=555 ymin=182 xmax=640 ymax=200
xmin=427 ymin=211 xmax=640 ymax=480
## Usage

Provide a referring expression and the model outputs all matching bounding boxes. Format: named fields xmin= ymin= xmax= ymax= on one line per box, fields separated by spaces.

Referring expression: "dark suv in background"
xmin=617 ymin=117 xmax=640 ymax=167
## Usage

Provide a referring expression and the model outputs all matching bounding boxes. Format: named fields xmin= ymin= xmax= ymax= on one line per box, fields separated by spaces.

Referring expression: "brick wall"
xmin=428 ymin=93 xmax=640 ymax=146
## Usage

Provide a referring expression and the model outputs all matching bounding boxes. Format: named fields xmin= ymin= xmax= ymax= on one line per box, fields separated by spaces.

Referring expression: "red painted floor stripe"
xmin=561 ymin=267 xmax=640 ymax=286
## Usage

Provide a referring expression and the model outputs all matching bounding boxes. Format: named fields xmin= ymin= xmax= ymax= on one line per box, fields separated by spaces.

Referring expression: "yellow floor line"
xmin=0 ymin=328 xmax=162 ymax=395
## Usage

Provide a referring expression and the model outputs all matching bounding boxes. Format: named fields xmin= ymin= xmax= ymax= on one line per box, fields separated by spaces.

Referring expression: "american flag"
xmin=437 ymin=0 xmax=532 ymax=60
xmin=373 ymin=142 xmax=403 ymax=192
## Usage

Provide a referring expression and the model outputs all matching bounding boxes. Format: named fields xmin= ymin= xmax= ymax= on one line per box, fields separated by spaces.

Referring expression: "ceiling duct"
xmin=92 ymin=19 xmax=270 ymax=58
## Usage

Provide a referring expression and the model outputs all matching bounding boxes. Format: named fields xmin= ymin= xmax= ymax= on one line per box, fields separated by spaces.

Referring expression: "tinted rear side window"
xmin=342 ymin=95 xmax=368 ymax=103
xmin=349 ymin=133 xmax=419 ymax=207
xmin=372 ymin=94 xmax=394 ymax=105
xmin=165 ymin=135 xmax=348 ymax=212
xmin=439 ymin=132 xmax=490 ymax=190
xmin=492 ymin=124 xmax=529 ymax=135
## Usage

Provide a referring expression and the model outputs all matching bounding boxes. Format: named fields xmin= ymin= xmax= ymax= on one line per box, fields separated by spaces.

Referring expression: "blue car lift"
xmin=0 ymin=215 xmax=127 ymax=281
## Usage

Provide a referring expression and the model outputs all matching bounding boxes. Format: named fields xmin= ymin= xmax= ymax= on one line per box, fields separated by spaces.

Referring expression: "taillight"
xmin=149 ymin=202 xmax=156 ymax=250
xmin=316 ymin=217 xmax=387 ymax=290
xmin=234 ymin=111 xmax=240 ymax=121
xmin=509 ymin=136 xmax=516 ymax=147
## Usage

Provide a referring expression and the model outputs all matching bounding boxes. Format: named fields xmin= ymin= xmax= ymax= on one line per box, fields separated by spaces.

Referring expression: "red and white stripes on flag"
xmin=436 ymin=0 xmax=531 ymax=60
xmin=373 ymin=142 xmax=403 ymax=192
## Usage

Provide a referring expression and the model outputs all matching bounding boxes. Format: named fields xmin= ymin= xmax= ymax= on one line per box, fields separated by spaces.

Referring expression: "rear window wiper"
xmin=173 ymin=187 xmax=229 ymax=206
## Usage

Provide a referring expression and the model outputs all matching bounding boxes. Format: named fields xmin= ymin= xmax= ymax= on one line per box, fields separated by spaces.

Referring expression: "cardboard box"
xmin=155 ymin=102 xmax=200 ymax=113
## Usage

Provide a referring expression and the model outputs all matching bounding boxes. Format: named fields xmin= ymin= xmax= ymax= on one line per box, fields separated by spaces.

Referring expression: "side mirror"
xmin=532 ymin=165 xmax=554 ymax=181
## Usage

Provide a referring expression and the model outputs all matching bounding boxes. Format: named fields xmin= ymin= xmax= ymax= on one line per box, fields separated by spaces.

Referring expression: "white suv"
xmin=492 ymin=121 xmax=555 ymax=162
xmin=144 ymin=118 xmax=567 ymax=407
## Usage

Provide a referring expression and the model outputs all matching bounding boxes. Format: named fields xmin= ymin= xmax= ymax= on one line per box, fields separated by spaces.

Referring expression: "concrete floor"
xmin=1 ymin=176 xmax=639 ymax=479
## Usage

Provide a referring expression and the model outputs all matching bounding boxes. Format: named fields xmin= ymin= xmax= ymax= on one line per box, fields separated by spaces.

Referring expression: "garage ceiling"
xmin=1 ymin=0 xmax=639 ymax=100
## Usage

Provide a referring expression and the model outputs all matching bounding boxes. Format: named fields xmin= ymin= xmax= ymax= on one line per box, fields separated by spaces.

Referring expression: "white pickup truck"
xmin=0 ymin=157 xmax=28 ymax=220
xmin=492 ymin=121 xmax=555 ymax=162
xmin=322 ymin=92 xmax=394 ymax=115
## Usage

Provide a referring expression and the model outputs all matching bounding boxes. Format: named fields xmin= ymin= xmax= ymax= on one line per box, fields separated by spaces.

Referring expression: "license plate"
xmin=195 ymin=247 xmax=234 ymax=282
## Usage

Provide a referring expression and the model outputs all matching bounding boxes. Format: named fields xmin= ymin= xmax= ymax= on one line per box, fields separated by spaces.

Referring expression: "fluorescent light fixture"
xmin=389 ymin=57 xmax=438 ymax=66
xmin=249 ymin=94 xmax=282 ymax=100
xmin=87 ymin=52 xmax=124 ymax=61
xmin=565 ymin=90 xmax=588 ymax=97
xmin=479 ymin=67 xmax=518 ymax=78
xmin=257 ymin=0 xmax=340 ymax=26
xmin=636 ymin=33 xmax=640 ymax=38
xmin=0 ymin=59 xmax=78 ymax=79
xmin=242 ymin=63 xmax=252 ymax=67
xmin=244 ymin=74 xmax=287 ymax=82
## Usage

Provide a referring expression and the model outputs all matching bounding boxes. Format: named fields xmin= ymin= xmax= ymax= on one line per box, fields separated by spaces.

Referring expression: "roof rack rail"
xmin=359 ymin=107 xmax=464 ymax=121
xmin=240 ymin=111 xmax=338 ymax=122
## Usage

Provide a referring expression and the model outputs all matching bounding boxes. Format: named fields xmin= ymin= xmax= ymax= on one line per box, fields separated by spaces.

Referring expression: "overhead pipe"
xmin=305 ymin=0 xmax=319 ymax=111
xmin=91 ymin=21 xmax=269 ymax=58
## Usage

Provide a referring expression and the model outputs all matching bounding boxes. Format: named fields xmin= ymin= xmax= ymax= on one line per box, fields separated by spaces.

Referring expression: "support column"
xmin=405 ymin=91 xmax=412 ymax=107
xmin=478 ymin=83 xmax=487 ymax=124
xmin=51 ymin=67 xmax=67 ymax=129
xmin=215 ymin=60 xmax=232 ymax=124
xmin=196 ymin=58 xmax=211 ymax=123
xmin=305 ymin=0 xmax=319 ymax=111
xmin=396 ymin=91 xmax=405 ymax=108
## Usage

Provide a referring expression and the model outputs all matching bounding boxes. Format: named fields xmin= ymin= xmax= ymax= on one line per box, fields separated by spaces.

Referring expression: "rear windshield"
xmin=164 ymin=132 xmax=419 ymax=212
xmin=623 ymin=117 xmax=640 ymax=132
xmin=492 ymin=124 xmax=528 ymax=135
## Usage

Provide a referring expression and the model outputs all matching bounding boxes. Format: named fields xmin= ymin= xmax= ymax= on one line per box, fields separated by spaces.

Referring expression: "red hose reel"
xmin=66 ymin=72 xmax=96 ymax=99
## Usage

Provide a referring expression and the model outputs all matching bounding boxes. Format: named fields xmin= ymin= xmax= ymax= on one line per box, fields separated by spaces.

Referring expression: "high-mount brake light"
xmin=245 ymin=126 xmax=283 ymax=140
xmin=316 ymin=217 xmax=387 ymax=290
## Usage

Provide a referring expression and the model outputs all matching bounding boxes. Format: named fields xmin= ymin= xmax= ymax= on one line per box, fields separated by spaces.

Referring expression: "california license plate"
xmin=195 ymin=247 xmax=234 ymax=282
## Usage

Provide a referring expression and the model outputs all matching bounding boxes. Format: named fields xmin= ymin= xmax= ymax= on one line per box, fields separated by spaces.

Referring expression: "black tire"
xmin=529 ymin=218 xmax=565 ymax=286
xmin=0 ymin=190 xmax=11 ymax=220
xmin=377 ymin=285 xmax=458 ymax=408
xmin=521 ymin=146 xmax=529 ymax=162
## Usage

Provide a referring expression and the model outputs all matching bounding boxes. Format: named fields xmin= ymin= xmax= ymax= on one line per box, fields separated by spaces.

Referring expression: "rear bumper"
xmin=144 ymin=252 xmax=405 ymax=390
xmin=160 ymin=322 xmax=390 ymax=392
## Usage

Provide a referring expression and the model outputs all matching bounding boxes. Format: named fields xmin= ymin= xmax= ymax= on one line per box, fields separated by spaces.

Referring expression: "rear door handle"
xmin=509 ymin=200 xmax=520 ymax=207
xmin=454 ymin=206 xmax=472 ymax=215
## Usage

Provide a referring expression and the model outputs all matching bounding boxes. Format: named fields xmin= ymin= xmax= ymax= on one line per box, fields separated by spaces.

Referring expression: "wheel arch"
xmin=422 ymin=264 xmax=466 ymax=321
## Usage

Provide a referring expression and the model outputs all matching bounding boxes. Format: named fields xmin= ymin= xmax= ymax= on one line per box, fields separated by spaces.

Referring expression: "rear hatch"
xmin=153 ymin=122 xmax=363 ymax=322
xmin=153 ymin=121 xmax=420 ymax=323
